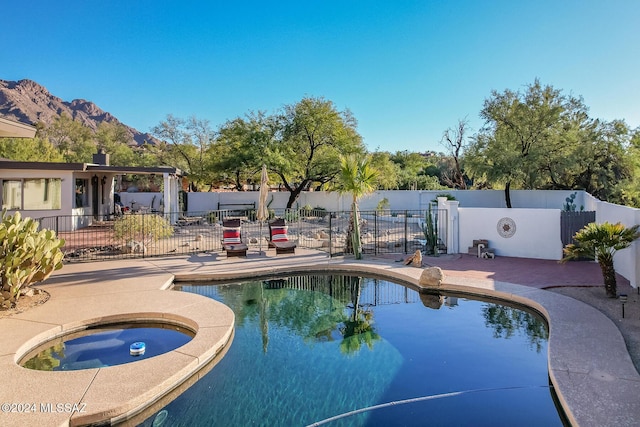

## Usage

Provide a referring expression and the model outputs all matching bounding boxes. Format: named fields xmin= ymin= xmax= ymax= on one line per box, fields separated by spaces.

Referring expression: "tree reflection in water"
xmin=340 ymin=276 xmax=380 ymax=355
xmin=215 ymin=275 xmax=384 ymax=355
xmin=482 ymin=303 xmax=549 ymax=352
xmin=213 ymin=275 xmax=547 ymax=355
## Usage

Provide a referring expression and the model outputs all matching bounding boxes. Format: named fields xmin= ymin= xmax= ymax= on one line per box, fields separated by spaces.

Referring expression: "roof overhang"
xmin=86 ymin=165 xmax=184 ymax=176
xmin=0 ymin=159 xmax=184 ymax=176
xmin=0 ymin=117 xmax=37 ymax=138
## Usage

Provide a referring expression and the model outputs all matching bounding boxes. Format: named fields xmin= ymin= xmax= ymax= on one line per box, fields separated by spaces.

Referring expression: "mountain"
xmin=0 ymin=79 xmax=158 ymax=146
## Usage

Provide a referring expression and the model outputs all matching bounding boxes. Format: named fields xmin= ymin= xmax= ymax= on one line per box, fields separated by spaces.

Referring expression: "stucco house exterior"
xmin=0 ymin=117 xmax=183 ymax=230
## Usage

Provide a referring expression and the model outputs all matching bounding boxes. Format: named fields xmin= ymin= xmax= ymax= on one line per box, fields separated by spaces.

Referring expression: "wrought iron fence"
xmin=35 ymin=208 xmax=447 ymax=262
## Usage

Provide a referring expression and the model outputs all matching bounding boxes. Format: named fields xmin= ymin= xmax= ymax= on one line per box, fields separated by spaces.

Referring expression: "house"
xmin=0 ymin=117 xmax=183 ymax=230
xmin=0 ymin=116 xmax=37 ymax=138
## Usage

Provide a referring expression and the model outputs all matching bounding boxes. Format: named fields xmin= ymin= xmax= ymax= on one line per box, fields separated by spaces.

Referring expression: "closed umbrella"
xmin=257 ymin=165 xmax=270 ymax=254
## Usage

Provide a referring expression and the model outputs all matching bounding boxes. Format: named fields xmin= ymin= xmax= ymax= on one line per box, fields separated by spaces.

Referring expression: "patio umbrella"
xmin=257 ymin=164 xmax=270 ymax=254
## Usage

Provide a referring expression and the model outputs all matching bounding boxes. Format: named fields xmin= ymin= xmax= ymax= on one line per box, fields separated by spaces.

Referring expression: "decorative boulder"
xmin=317 ymin=230 xmax=330 ymax=239
xmin=420 ymin=266 xmax=444 ymax=287
xmin=404 ymin=250 xmax=423 ymax=267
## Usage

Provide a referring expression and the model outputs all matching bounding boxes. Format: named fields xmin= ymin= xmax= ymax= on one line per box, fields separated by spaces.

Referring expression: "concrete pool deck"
xmin=1 ymin=249 xmax=639 ymax=426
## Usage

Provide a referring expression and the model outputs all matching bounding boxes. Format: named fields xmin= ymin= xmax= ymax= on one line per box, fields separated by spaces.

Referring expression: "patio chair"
xmin=268 ymin=218 xmax=297 ymax=255
xmin=222 ymin=218 xmax=248 ymax=257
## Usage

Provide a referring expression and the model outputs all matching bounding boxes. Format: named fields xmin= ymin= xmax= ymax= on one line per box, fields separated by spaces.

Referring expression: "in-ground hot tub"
xmin=20 ymin=321 xmax=194 ymax=371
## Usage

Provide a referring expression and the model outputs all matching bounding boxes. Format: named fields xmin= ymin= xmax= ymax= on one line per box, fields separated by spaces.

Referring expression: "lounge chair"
xmin=268 ymin=218 xmax=297 ymax=255
xmin=222 ymin=219 xmax=248 ymax=257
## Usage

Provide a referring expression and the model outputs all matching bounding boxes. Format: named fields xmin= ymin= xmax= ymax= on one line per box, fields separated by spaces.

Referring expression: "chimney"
xmin=93 ymin=149 xmax=110 ymax=166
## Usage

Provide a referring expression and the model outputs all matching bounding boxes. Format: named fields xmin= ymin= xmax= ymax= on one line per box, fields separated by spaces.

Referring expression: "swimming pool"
xmin=139 ymin=274 xmax=566 ymax=426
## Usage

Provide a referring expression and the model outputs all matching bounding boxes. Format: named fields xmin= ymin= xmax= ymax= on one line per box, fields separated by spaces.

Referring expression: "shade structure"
xmin=257 ymin=165 xmax=270 ymax=253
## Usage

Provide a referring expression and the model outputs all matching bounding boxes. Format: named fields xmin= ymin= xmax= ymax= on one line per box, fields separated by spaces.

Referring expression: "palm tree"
xmin=561 ymin=222 xmax=640 ymax=298
xmin=334 ymin=154 xmax=378 ymax=259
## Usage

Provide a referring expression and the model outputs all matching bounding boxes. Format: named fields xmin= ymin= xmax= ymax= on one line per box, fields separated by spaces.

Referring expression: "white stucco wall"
xmin=184 ymin=189 xmax=582 ymax=213
xmin=118 ymin=192 xmax=163 ymax=211
xmin=596 ymin=200 xmax=640 ymax=288
xmin=458 ymin=208 xmax=563 ymax=260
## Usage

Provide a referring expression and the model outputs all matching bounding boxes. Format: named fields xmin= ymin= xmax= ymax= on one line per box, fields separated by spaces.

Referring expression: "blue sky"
xmin=3 ymin=1 xmax=639 ymax=153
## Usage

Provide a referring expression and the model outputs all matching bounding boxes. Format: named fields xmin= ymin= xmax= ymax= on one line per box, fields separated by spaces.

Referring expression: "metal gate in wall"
xmin=560 ymin=211 xmax=596 ymax=246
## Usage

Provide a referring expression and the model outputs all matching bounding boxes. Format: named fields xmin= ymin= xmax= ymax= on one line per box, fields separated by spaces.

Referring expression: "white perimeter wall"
xmin=596 ymin=200 xmax=640 ymax=288
xmin=458 ymin=208 xmax=563 ymax=260
xmin=185 ymin=189 xmax=581 ymax=213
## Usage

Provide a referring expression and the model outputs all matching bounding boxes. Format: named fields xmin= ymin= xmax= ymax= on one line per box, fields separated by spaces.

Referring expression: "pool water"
xmin=22 ymin=323 xmax=193 ymax=371
xmin=139 ymin=275 xmax=566 ymax=426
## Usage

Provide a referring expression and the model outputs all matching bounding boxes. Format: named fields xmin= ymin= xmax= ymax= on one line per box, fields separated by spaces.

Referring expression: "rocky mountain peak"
xmin=0 ymin=78 xmax=157 ymax=146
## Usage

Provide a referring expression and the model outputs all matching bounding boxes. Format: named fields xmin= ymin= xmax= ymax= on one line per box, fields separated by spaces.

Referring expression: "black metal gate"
xmin=561 ymin=211 xmax=595 ymax=246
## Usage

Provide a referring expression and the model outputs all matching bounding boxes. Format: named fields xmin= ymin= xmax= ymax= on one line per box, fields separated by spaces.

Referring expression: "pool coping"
xmin=1 ymin=252 xmax=639 ymax=426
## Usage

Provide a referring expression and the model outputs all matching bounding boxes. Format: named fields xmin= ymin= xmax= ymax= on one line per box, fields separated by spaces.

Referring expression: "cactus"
xmin=563 ymin=192 xmax=577 ymax=211
xmin=0 ymin=210 xmax=65 ymax=309
xmin=422 ymin=204 xmax=439 ymax=256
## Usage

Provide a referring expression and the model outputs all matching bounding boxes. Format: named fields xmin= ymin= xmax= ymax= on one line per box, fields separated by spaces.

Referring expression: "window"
xmin=1 ymin=178 xmax=62 ymax=210
xmin=2 ymin=180 xmax=22 ymax=210
xmin=75 ymin=178 xmax=88 ymax=208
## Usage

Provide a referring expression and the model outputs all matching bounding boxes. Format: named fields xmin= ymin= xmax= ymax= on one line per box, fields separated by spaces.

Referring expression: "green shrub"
xmin=0 ymin=210 xmax=64 ymax=309
xmin=113 ymin=214 xmax=173 ymax=244
xmin=285 ymin=209 xmax=299 ymax=222
xmin=376 ymin=198 xmax=390 ymax=212
xmin=206 ymin=211 xmax=218 ymax=224
xmin=431 ymin=193 xmax=456 ymax=203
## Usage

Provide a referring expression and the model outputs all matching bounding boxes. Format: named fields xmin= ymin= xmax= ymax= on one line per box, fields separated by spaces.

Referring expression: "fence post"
xmin=142 ymin=213 xmax=145 ymax=259
xmin=374 ymin=210 xmax=378 ymax=255
xmin=404 ymin=210 xmax=408 ymax=254
xmin=328 ymin=213 xmax=333 ymax=257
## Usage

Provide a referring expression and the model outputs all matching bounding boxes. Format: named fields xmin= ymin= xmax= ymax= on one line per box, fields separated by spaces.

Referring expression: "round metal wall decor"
xmin=497 ymin=217 xmax=516 ymax=238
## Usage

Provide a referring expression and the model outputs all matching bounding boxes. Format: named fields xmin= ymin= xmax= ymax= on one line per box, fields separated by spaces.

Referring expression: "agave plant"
xmin=561 ymin=222 xmax=640 ymax=298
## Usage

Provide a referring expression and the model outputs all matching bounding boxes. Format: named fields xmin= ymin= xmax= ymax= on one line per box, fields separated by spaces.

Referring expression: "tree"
xmin=440 ymin=119 xmax=469 ymax=189
xmin=369 ymin=151 xmax=399 ymax=189
xmin=269 ymin=97 xmax=366 ymax=208
xmin=466 ymin=79 xmax=587 ymax=207
xmin=95 ymin=122 xmax=138 ymax=166
xmin=42 ymin=113 xmax=94 ymax=162
xmin=389 ymin=151 xmax=443 ymax=190
xmin=151 ymin=115 xmax=214 ymax=191
xmin=614 ymin=127 xmax=640 ymax=207
xmin=333 ymin=154 xmax=378 ymax=259
xmin=561 ymin=222 xmax=640 ymax=298
xmin=0 ymin=137 xmax=63 ymax=162
xmin=211 ymin=112 xmax=272 ymax=191
xmin=574 ymin=120 xmax=633 ymax=202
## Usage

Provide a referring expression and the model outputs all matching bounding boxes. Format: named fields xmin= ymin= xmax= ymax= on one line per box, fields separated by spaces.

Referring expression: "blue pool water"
xmin=139 ymin=275 xmax=566 ymax=426
xmin=22 ymin=323 xmax=193 ymax=371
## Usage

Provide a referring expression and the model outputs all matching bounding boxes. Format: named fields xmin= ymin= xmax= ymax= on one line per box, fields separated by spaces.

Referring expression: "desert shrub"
xmin=113 ymin=213 xmax=173 ymax=244
xmin=206 ymin=211 xmax=218 ymax=224
xmin=376 ymin=198 xmax=390 ymax=212
xmin=0 ymin=210 xmax=64 ymax=309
